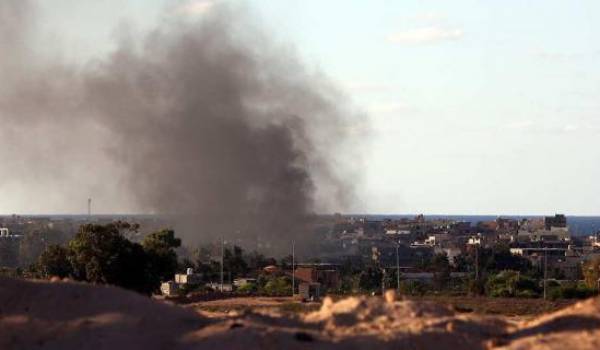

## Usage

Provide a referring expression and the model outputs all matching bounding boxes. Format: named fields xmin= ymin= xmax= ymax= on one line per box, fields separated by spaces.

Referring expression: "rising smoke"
xmin=0 ymin=1 xmax=363 ymax=251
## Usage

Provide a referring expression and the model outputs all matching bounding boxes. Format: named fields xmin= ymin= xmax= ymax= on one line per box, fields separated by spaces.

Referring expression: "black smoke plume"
xmin=0 ymin=1 xmax=362 ymax=252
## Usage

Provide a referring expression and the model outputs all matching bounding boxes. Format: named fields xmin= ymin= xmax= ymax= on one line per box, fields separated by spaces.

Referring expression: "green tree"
xmin=246 ymin=251 xmax=271 ymax=270
xmin=142 ymin=229 xmax=182 ymax=287
xmin=583 ymin=256 xmax=600 ymax=290
xmin=358 ymin=266 xmax=383 ymax=293
xmin=69 ymin=223 xmax=151 ymax=293
xmin=36 ymin=223 xmax=183 ymax=295
xmin=223 ymin=245 xmax=248 ymax=279
xmin=431 ymin=253 xmax=451 ymax=290
xmin=280 ymin=254 xmax=293 ymax=270
xmin=455 ymin=245 xmax=531 ymax=275
xmin=37 ymin=244 xmax=72 ymax=278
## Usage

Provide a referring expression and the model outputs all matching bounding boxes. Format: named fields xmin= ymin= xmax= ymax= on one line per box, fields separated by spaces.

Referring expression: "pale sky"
xmin=5 ymin=0 xmax=600 ymax=215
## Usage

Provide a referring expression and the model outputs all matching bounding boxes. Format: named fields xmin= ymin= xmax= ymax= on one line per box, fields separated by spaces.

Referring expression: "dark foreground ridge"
xmin=1 ymin=277 xmax=600 ymax=349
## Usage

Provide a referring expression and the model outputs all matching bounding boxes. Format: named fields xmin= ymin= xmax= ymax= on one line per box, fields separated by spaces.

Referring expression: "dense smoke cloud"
xmin=0 ymin=1 xmax=362 ymax=250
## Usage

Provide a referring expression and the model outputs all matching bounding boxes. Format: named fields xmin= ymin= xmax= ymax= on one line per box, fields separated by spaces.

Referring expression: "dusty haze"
xmin=0 ymin=1 xmax=364 ymax=249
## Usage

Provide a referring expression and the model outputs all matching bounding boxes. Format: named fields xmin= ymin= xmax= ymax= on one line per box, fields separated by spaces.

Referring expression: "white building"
xmin=425 ymin=234 xmax=450 ymax=246
xmin=385 ymin=229 xmax=411 ymax=235
xmin=207 ymin=282 xmax=233 ymax=292
xmin=468 ymin=236 xmax=483 ymax=246
xmin=233 ymin=278 xmax=257 ymax=287
xmin=160 ymin=268 xmax=203 ymax=297
xmin=518 ymin=228 xmax=571 ymax=242
xmin=174 ymin=268 xmax=202 ymax=285
xmin=160 ymin=281 xmax=179 ymax=296
xmin=589 ymin=234 xmax=600 ymax=248
xmin=0 ymin=228 xmax=10 ymax=237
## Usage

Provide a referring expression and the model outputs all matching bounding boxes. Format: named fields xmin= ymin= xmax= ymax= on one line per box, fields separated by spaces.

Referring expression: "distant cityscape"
xmin=320 ymin=213 xmax=593 ymax=280
xmin=4 ymin=212 xmax=600 ymax=300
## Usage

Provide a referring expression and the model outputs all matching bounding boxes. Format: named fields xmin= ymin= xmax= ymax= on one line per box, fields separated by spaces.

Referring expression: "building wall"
xmin=294 ymin=267 xmax=341 ymax=291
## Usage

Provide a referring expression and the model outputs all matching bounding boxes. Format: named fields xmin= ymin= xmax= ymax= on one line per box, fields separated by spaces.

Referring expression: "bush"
xmin=261 ymin=276 xmax=292 ymax=296
xmin=486 ymin=270 xmax=540 ymax=298
xmin=237 ymin=283 xmax=257 ymax=294
xmin=515 ymin=289 xmax=539 ymax=298
xmin=583 ymin=257 xmax=600 ymax=289
xmin=467 ymin=277 xmax=486 ymax=296
xmin=358 ymin=267 xmax=383 ymax=293
xmin=398 ymin=280 xmax=428 ymax=296
xmin=336 ymin=274 xmax=361 ymax=295
xmin=548 ymin=282 xmax=597 ymax=300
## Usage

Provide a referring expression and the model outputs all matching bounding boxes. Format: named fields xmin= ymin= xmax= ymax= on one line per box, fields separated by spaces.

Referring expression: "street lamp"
xmin=292 ymin=240 xmax=295 ymax=297
xmin=543 ymin=248 xmax=548 ymax=301
xmin=396 ymin=243 xmax=400 ymax=291
xmin=220 ymin=237 xmax=225 ymax=292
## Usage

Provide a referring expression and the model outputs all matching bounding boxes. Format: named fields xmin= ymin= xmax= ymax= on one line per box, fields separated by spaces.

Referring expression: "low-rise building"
xmin=0 ymin=228 xmax=10 ymax=237
xmin=174 ymin=268 xmax=202 ymax=285
xmin=517 ymin=228 xmax=570 ymax=243
xmin=425 ymin=234 xmax=450 ymax=247
xmin=294 ymin=264 xmax=341 ymax=291
xmin=545 ymin=214 xmax=567 ymax=230
xmin=160 ymin=281 xmax=179 ymax=296
xmin=510 ymin=247 xmax=566 ymax=257
xmin=160 ymin=268 xmax=202 ymax=296
xmin=297 ymin=282 xmax=320 ymax=300
xmin=233 ymin=277 xmax=257 ymax=287
xmin=206 ymin=282 xmax=233 ymax=292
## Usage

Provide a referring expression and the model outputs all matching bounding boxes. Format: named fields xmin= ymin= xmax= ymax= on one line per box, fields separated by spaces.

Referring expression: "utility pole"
xmin=396 ymin=243 xmax=400 ymax=291
xmin=220 ymin=237 xmax=224 ymax=292
xmin=475 ymin=245 xmax=479 ymax=281
xmin=543 ymin=248 xmax=548 ymax=300
xmin=381 ymin=268 xmax=386 ymax=296
xmin=87 ymin=198 xmax=92 ymax=219
xmin=292 ymin=240 xmax=295 ymax=296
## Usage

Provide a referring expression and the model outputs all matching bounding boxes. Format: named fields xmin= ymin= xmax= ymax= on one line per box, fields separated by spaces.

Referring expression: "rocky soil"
xmin=1 ymin=277 xmax=600 ymax=349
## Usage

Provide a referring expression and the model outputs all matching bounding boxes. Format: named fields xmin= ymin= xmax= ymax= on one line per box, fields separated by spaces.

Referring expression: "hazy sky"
xmin=4 ymin=0 xmax=600 ymax=215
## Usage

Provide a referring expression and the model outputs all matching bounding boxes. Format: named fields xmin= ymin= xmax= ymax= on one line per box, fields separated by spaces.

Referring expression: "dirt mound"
xmin=0 ymin=277 xmax=207 ymax=349
xmin=495 ymin=298 xmax=600 ymax=350
xmin=2 ymin=278 xmax=600 ymax=349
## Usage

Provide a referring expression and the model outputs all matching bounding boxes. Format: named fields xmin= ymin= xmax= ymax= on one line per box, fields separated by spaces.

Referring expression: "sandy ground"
xmin=2 ymin=277 xmax=600 ymax=349
xmin=192 ymin=296 xmax=296 ymax=307
xmin=186 ymin=296 xmax=321 ymax=317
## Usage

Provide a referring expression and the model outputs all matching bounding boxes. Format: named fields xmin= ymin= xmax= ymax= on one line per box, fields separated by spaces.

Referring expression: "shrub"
xmin=549 ymin=282 xmax=597 ymax=300
xmin=467 ymin=277 xmax=486 ymax=296
xmin=261 ymin=276 xmax=292 ymax=296
xmin=583 ymin=257 xmax=600 ymax=289
xmin=398 ymin=280 xmax=428 ymax=296
xmin=515 ymin=289 xmax=538 ymax=298
xmin=486 ymin=270 xmax=540 ymax=298
xmin=237 ymin=282 xmax=257 ymax=294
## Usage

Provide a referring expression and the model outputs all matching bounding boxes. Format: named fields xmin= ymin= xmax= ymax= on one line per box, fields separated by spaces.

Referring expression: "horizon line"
xmin=2 ymin=212 xmax=600 ymax=218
